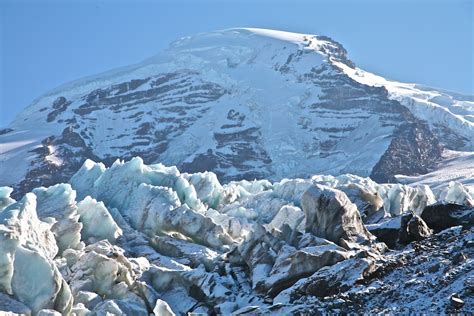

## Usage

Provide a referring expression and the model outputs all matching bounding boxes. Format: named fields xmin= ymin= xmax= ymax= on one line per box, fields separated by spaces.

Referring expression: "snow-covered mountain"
xmin=1 ymin=28 xmax=473 ymax=198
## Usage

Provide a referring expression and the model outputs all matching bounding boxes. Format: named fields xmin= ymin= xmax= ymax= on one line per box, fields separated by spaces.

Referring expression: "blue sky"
xmin=0 ymin=0 xmax=472 ymax=126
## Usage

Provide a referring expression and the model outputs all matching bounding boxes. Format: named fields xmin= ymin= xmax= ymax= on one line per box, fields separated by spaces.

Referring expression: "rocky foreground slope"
xmin=1 ymin=28 xmax=473 ymax=199
xmin=0 ymin=157 xmax=472 ymax=315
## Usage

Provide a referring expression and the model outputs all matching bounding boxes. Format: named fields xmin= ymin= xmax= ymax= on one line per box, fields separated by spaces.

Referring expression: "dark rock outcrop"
xmin=421 ymin=203 xmax=474 ymax=232
xmin=399 ymin=213 xmax=432 ymax=244
xmin=370 ymin=116 xmax=443 ymax=183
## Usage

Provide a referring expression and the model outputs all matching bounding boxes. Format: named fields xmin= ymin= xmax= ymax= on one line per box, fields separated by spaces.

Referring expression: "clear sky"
xmin=0 ymin=0 xmax=472 ymax=126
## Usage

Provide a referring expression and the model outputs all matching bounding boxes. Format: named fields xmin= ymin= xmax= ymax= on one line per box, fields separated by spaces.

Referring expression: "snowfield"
xmin=0 ymin=157 xmax=472 ymax=314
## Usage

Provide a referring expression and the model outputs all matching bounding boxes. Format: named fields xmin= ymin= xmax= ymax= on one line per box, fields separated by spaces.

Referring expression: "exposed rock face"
xmin=301 ymin=257 xmax=377 ymax=298
xmin=265 ymin=243 xmax=350 ymax=296
xmin=370 ymin=118 xmax=443 ymax=183
xmin=271 ymin=225 xmax=473 ymax=315
xmin=16 ymin=126 xmax=101 ymax=200
xmin=301 ymin=185 xmax=373 ymax=245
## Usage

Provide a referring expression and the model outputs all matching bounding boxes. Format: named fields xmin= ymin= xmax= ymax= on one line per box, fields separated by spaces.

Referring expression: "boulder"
xmin=366 ymin=216 xmax=401 ymax=248
xmin=274 ymin=257 xmax=377 ymax=303
xmin=421 ymin=203 xmax=473 ymax=232
xmin=265 ymin=243 xmax=350 ymax=296
xmin=303 ymin=258 xmax=376 ymax=297
xmin=450 ymin=294 xmax=465 ymax=309
xmin=399 ymin=214 xmax=432 ymax=244
xmin=301 ymin=185 xmax=373 ymax=245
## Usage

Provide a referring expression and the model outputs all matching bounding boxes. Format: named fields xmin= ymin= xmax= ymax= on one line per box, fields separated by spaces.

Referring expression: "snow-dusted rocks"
xmin=264 ymin=242 xmax=350 ymax=296
xmin=0 ymin=157 xmax=472 ymax=314
xmin=301 ymin=185 xmax=373 ymax=245
xmin=366 ymin=216 xmax=402 ymax=248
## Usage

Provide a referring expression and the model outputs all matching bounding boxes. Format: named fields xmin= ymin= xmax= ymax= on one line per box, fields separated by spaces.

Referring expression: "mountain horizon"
xmin=1 ymin=28 xmax=473 ymax=199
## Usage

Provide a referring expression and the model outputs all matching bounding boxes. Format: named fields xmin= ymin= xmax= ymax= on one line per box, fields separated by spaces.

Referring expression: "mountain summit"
xmin=1 ymin=28 xmax=473 ymax=197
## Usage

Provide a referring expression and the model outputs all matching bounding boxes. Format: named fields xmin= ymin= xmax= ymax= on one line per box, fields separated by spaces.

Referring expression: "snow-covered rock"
xmin=366 ymin=216 xmax=402 ymax=248
xmin=265 ymin=243 xmax=350 ymax=296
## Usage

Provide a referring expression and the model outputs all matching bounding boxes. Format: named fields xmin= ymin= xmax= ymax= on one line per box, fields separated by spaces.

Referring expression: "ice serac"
xmin=0 ymin=187 xmax=15 ymax=211
xmin=76 ymin=196 xmax=122 ymax=243
xmin=70 ymin=157 xmax=234 ymax=250
xmin=0 ymin=194 xmax=73 ymax=314
xmin=33 ymin=184 xmax=83 ymax=254
xmin=2 ymin=28 xmax=473 ymax=198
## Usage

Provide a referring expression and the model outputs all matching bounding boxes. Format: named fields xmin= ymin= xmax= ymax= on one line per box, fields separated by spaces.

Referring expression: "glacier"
xmin=0 ymin=157 xmax=472 ymax=314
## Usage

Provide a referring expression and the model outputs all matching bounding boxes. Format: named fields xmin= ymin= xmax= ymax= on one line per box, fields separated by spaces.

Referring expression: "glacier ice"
xmin=439 ymin=181 xmax=474 ymax=207
xmin=0 ymin=193 xmax=72 ymax=314
xmin=76 ymin=196 xmax=122 ymax=243
xmin=153 ymin=298 xmax=175 ymax=316
xmin=0 ymin=157 xmax=472 ymax=314
xmin=33 ymin=184 xmax=83 ymax=254
xmin=0 ymin=187 xmax=15 ymax=211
